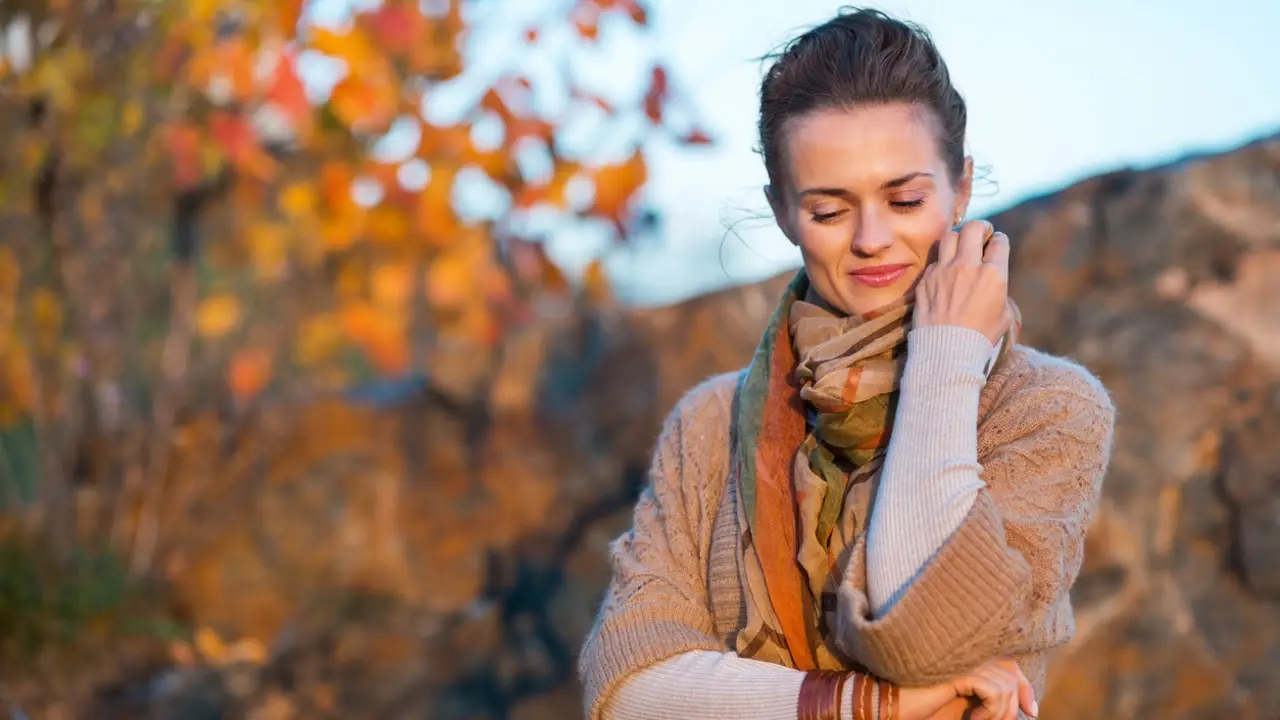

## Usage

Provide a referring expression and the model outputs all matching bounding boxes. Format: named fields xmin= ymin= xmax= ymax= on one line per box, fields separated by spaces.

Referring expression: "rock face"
xmin=67 ymin=134 xmax=1279 ymax=719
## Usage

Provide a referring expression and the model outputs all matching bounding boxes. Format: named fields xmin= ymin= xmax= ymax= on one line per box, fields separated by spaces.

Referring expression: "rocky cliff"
xmin=35 ymin=133 xmax=1278 ymax=719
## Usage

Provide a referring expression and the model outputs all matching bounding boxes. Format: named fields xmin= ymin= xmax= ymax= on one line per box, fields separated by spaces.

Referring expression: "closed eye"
xmin=810 ymin=210 xmax=846 ymax=224
xmin=890 ymin=199 xmax=925 ymax=209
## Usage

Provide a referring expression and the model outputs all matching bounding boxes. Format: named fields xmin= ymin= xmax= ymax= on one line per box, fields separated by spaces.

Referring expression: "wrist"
xmin=896 ymin=684 xmax=964 ymax=720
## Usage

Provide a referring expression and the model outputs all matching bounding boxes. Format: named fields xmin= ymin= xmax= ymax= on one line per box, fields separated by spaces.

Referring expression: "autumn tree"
xmin=0 ymin=0 xmax=709 ymax=572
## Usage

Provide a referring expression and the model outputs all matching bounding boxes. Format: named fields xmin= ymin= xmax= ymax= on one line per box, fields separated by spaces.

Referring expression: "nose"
xmin=850 ymin=207 xmax=894 ymax=257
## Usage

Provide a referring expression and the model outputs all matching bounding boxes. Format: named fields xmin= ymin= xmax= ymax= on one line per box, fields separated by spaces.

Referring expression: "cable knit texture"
xmin=578 ymin=345 xmax=1115 ymax=719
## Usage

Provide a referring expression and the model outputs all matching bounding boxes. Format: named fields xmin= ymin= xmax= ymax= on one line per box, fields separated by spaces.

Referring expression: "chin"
xmin=838 ymin=278 xmax=912 ymax=316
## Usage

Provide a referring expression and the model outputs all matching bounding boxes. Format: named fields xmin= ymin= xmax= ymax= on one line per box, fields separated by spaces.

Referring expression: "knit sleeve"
xmin=578 ymin=377 xmax=736 ymax=720
xmin=832 ymin=360 xmax=1115 ymax=684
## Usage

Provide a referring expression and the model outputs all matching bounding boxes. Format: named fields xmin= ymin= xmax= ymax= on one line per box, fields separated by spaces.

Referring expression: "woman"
xmin=579 ymin=8 xmax=1114 ymax=720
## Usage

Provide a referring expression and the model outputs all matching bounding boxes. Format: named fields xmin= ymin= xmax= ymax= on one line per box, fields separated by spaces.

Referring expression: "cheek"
xmin=793 ymin=221 xmax=849 ymax=268
xmin=900 ymin=208 xmax=952 ymax=261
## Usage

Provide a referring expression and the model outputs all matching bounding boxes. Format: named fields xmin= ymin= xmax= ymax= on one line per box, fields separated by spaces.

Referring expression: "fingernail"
xmin=1030 ymin=700 xmax=1039 ymax=717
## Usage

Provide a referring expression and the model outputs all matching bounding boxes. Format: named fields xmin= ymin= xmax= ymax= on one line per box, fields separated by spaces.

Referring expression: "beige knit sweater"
xmin=578 ymin=341 xmax=1115 ymax=719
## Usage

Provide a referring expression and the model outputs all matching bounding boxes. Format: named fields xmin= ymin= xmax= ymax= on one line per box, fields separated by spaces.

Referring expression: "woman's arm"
xmin=865 ymin=325 xmax=996 ymax=613
xmin=577 ymin=375 xmax=753 ymax=719
xmin=610 ymin=650 xmax=975 ymax=720
xmin=834 ymin=351 xmax=1115 ymax=684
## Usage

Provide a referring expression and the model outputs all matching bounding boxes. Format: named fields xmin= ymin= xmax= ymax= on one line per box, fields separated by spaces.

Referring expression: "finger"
xmin=982 ymin=232 xmax=1010 ymax=282
xmin=937 ymin=228 xmax=960 ymax=265
xmin=1014 ymin=667 xmax=1038 ymax=717
xmin=955 ymin=220 xmax=991 ymax=266
xmin=973 ymin=677 xmax=1005 ymax=717
xmin=1002 ymin=690 xmax=1019 ymax=720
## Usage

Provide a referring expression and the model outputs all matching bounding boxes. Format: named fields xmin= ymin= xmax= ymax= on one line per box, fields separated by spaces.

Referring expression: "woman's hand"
xmin=896 ymin=658 xmax=1037 ymax=720
xmin=914 ymin=220 xmax=1011 ymax=345
xmin=947 ymin=659 xmax=1038 ymax=720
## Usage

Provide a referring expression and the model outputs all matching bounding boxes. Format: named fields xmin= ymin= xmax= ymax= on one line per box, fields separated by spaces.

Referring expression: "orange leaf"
xmin=678 ymin=128 xmax=713 ymax=145
xmin=163 ymin=122 xmax=202 ymax=190
xmin=582 ymin=258 xmax=611 ymax=303
xmin=622 ymin=0 xmax=648 ymax=24
xmin=572 ymin=88 xmax=615 ymax=114
xmin=265 ymin=51 xmax=311 ymax=132
xmin=575 ymin=19 xmax=599 ymax=40
xmin=589 ymin=150 xmax=646 ymax=227
xmin=329 ymin=75 xmax=397 ymax=132
xmin=366 ymin=325 xmax=409 ymax=374
xmin=0 ymin=247 xmax=18 ymax=296
xmin=371 ymin=262 xmax=414 ymax=311
xmin=367 ymin=3 xmax=424 ymax=56
xmin=644 ymin=65 xmax=668 ymax=124
xmin=365 ymin=204 xmax=410 ymax=245
xmin=341 ymin=303 xmax=380 ymax=342
xmin=209 ymin=111 xmax=277 ymax=180
xmin=276 ymin=0 xmax=305 ymax=37
xmin=425 ymin=250 xmax=475 ymax=312
xmin=416 ymin=163 xmax=459 ymax=243
xmin=320 ymin=161 xmax=355 ymax=209
xmin=571 ymin=1 xmax=601 ymax=40
xmin=341 ymin=303 xmax=407 ymax=374
xmin=228 ymin=348 xmax=273 ymax=403
xmin=310 ymin=27 xmax=379 ymax=77
xmin=196 ymin=294 xmax=242 ymax=339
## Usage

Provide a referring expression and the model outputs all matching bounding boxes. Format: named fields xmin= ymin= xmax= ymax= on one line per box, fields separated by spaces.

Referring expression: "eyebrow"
xmin=798 ymin=172 xmax=934 ymax=198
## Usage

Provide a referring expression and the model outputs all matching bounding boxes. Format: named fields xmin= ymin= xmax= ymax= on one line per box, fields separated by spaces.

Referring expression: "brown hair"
xmin=757 ymin=7 xmax=967 ymax=191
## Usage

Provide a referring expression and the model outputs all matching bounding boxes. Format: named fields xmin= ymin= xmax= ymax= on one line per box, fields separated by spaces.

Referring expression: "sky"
xmin=306 ymin=0 xmax=1280 ymax=305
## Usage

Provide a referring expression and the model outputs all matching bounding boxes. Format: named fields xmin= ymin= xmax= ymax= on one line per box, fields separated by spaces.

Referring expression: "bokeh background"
xmin=0 ymin=0 xmax=1277 ymax=718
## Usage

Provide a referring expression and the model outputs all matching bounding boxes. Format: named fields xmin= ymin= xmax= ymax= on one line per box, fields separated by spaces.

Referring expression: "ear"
xmin=764 ymin=184 xmax=797 ymax=245
xmin=951 ymin=156 xmax=974 ymax=225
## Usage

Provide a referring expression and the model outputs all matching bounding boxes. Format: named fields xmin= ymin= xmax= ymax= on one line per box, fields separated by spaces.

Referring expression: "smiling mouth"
xmin=848 ymin=265 xmax=909 ymax=288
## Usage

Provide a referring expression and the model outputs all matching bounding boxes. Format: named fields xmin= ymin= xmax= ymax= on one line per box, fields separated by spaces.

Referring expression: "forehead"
xmin=783 ymin=104 xmax=943 ymax=188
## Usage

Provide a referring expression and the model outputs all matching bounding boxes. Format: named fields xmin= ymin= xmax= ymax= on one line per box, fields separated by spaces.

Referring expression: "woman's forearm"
xmin=610 ymin=650 xmax=926 ymax=720
xmin=865 ymin=326 xmax=996 ymax=614
xmin=608 ymin=650 xmax=971 ymax=720
xmin=606 ymin=651 xmax=801 ymax=719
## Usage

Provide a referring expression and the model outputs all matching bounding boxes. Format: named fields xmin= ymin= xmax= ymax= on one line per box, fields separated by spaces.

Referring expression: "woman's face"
xmin=767 ymin=103 xmax=973 ymax=317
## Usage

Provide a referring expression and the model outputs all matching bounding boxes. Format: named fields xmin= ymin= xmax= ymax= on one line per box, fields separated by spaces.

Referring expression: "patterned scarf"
xmin=732 ymin=269 xmax=1018 ymax=670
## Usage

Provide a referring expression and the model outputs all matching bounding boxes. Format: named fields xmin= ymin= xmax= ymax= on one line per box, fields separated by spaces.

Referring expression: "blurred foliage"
xmin=0 ymin=0 xmax=709 ymax=582
xmin=0 ymin=534 xmax=181 ymax=667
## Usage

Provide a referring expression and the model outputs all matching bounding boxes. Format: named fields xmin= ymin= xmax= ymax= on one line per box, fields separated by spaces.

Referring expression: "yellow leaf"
xmin=225 ymin=637 xmax=268 ymax=665
xmin=248 ymin=222 xmax=290 ymax=280
xmin=0 ymin=346 xmax=34 ymax=425
xmin=31 ymin=288 xmax=63 ymax=335
xmin=279 ymin=181 xmax=317 ymax=218
xmin=122 ymin=102 xmax=144 ymax=136
xmin=295 ymin=313 xmax=343 ymax=366
xmin=193 ymin=626 xmax=226 ymax=661
xmin=372 ymin=262 xmax=413 ymax=311
xmin=425 ymin=250 xmax=473 ymax=312
xmin=336 ymin=259 xmax=367 ymax=302
xmin=196 ymin=295 xmax=242 ymax=339
xmin=365 ymin=204 xmax=410 ymax=246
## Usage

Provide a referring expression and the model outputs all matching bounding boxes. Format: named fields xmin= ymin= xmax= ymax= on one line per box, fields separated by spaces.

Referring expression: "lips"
xmin=848 ymin=264 xmax=910 ymax=288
